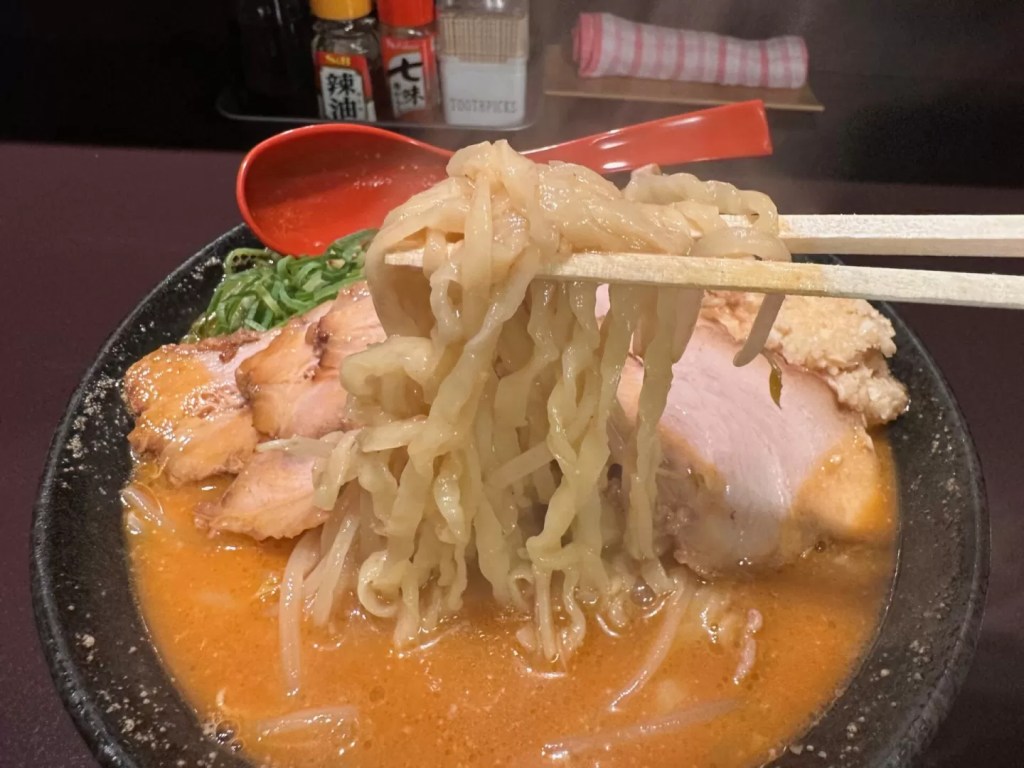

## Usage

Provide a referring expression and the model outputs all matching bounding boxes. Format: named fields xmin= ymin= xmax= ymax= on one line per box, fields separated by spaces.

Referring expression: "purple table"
xmin=2 ymin=141 xmax=1023 ymax=766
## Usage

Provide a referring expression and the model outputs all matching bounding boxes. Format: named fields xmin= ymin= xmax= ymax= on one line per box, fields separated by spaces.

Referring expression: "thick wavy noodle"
xmin=279 ymin=141 xmax=790 ymax=675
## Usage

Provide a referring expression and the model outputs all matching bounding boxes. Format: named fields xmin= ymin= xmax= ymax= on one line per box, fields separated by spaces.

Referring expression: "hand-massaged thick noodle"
xmin=275 ymin=140 xmax=790 ymax=683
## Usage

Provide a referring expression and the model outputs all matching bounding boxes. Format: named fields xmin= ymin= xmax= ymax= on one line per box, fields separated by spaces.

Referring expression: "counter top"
xmin=2 ymin=140 xmax=1022 ymax=766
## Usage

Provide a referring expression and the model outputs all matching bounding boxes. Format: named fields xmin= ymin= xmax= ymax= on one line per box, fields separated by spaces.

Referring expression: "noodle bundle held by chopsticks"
xmin=291 ymin=141 xmax=789 ymax=665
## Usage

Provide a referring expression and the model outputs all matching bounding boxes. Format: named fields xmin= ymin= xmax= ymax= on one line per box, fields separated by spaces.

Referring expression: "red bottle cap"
xmin=377 ymin=0 xmax=435 ymax=28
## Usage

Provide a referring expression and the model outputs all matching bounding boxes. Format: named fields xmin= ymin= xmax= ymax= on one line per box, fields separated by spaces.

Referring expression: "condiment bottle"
xmin=310 ymin=0 xmax=381 ymax=121
xmin=437 ymin=0 xmax=529 ymax=127
xmin=377 ymin=0 xmax=441 ymax=121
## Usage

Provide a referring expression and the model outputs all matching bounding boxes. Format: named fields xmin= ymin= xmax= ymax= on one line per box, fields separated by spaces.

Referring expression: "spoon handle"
xmin=524 ymin=100 xmax=771 ymax=174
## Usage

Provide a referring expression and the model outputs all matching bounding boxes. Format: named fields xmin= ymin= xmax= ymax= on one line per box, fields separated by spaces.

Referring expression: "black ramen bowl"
xmin=32 ymin=225 xmax=988 ymax=768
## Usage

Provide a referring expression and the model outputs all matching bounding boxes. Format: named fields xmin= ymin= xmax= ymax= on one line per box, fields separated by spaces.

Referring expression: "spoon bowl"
xmin=237 ymin=101 xmax=772 ymax=255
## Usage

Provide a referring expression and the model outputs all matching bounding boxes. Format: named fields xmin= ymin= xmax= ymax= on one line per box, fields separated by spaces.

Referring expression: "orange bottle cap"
xmin=378 ymin=0 xmax=434 ymax=28
xmin=311 ymin=0 xmax=372 ymax=21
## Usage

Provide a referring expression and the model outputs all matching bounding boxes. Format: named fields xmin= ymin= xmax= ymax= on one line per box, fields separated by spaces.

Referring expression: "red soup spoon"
xmin=237 ymin=100 xmax=771 ymax=255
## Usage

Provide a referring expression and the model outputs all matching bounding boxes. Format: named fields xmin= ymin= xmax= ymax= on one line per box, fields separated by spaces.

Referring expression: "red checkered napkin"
xmin=572 ymin=12 xmax=808 ymax=89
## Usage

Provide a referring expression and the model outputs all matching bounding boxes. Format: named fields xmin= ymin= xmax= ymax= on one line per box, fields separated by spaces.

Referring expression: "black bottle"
xmin=236 ymin=0 xmax=317 ymax=116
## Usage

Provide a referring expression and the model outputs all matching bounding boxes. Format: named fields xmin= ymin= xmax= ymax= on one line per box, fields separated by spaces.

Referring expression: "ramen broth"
xmin=126 ymin=438 xmax=896 ymax=768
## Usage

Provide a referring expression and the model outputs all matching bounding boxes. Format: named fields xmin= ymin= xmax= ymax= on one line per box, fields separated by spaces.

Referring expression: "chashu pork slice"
xmin=234 ymin=303 xmax=345 ymax=439
xmin=125 ymin=283 xmax=383 ymax=494
xmin=197 ymin=450 xmax=326 ymax=540
xmin=617 ymin=321 xmax=894 ymax=574
xmin=124 ymin=330 xmax=273 ymax=484
xmin=235 ymin=282 xmax=386 ymax=440
xmin=202 ymin=284 xmax=386 ymax=539
xmin=314 ymin=282 xmax=388 ymax=371
xmin=701 ymin=291 xmax=907 ymax=427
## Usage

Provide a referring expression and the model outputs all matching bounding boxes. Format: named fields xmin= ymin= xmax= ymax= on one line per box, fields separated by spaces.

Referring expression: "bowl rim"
xmin=30 ymin=230 xmax=249 ymax=768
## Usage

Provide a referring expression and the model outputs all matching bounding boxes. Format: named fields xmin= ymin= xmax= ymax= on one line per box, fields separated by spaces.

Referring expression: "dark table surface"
xmin=3 ymin=137 xmax=1024 ymax=767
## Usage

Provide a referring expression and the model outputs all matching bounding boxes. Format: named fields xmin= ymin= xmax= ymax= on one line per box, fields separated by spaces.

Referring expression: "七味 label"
xmin=382 ymin=36 xmax=437 ymax=117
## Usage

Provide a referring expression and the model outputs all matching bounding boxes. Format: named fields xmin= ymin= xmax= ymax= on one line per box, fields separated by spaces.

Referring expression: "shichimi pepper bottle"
xmin=377 ymin=0 xmax=441 ymax=121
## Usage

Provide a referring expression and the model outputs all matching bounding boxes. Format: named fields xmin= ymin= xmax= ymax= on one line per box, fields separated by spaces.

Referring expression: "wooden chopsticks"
xmin=770 ymin=214 xmax=1024 ymax=257
xmin=383 ymin=214 xmax=1024 ymax=311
